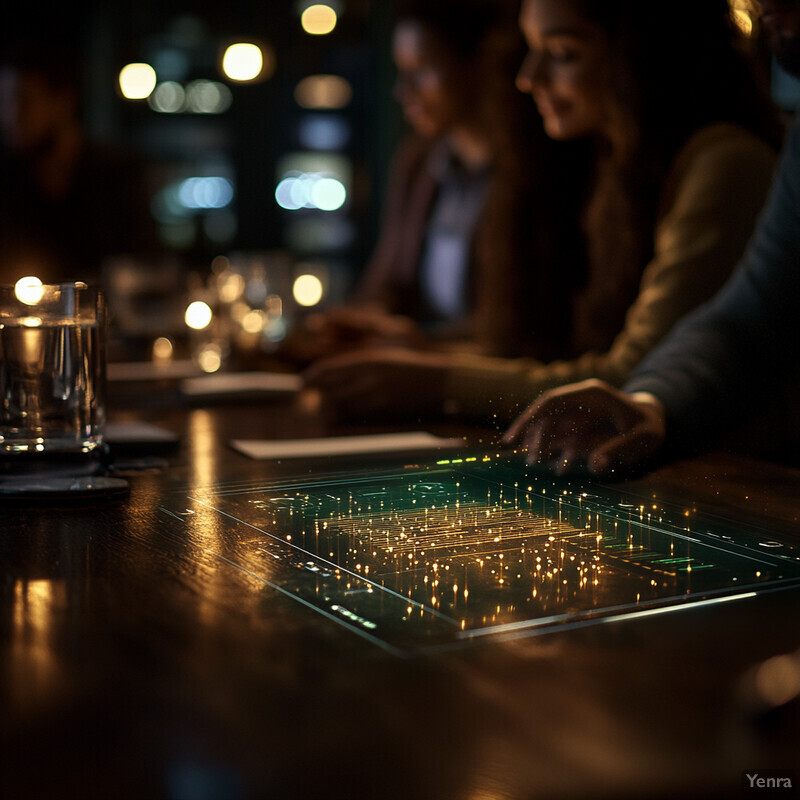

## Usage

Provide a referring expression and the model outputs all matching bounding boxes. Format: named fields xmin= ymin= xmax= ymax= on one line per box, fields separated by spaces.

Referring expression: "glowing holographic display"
xmin=160 ymin=459 xmax=800 ymax=654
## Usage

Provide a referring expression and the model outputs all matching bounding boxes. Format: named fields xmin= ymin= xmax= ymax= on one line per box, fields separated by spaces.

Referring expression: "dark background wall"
xmin=2 ymin=0 xmax=403 ymax=295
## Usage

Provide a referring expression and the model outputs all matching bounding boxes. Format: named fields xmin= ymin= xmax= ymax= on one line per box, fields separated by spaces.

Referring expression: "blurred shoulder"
xmin=671 ymin=122 xmax=778 ymax=177
xmin=659 ymin=122 xmax=779 ymax=214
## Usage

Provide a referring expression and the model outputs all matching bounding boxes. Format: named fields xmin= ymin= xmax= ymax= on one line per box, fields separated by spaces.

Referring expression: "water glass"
xmin=0 ymin=282 xmax=107 ymax=463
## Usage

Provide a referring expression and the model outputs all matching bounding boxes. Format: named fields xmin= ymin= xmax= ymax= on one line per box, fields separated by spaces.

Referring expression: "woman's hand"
xmin=277 ymin=308 xmax=427 ymax=367
xmin=302 ymin=347 xmax=450 ymax=421
xmin=308 ymin=307 xmax=427 ymax=350
xmin=502 ymin=379 xmax=667 ymax=477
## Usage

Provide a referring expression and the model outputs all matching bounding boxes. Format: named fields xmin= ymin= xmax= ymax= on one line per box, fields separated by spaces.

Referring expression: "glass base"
xmin=0 ymin=442 xmax=111 ymax=478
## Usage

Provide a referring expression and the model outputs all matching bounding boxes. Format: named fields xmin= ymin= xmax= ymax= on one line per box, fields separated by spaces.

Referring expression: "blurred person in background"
xmin=502 ymin=2 xmax=800 ymax=477
xmin=0 ymin=36 xmax=161 ymax=287
xmin=285 ymin=0 xmax=589 ymax=364
xmin=305 ymin=0 xmax=782 ymax=424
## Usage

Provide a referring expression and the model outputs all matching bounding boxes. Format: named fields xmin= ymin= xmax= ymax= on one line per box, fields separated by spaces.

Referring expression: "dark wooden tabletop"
xmin=2 ymin=377 xmax=799 ymax=800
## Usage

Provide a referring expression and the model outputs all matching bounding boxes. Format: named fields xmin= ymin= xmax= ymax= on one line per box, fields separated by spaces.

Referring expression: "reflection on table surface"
xmin=2 ymin=386 xmax=799 ymax=800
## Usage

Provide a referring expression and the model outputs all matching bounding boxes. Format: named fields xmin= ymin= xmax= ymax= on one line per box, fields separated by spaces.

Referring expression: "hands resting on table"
xmin=301 ymin=330 xmax=668 ymax=477
xmin=302 ymin=346 xmax=451 ymax=421
xmin=501 ymin=379 xmax=667 ymax=477
xmin=281 ymin=307 xmax=429 ymax=365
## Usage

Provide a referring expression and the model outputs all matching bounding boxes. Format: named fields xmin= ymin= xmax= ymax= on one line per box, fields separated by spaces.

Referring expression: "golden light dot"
xmin=293 ymin=274 xmax=324 ymax=307
xmin=14 ymin=276 xmax=44 ymax=305
xmin=301 ymin=4 xmax=337 ymax=35
xmin=196 ymin=343 xmax=223 ymax=373
xmin=222 ymin=43 xmax=264 ymax=82
xmin=152 ymin=336 xmax=174 ymax=362
xmin=294 ymin=74 xmax=352 ymax=109
xmin=119 ymin=63 xmax=157 ymax=99
xmin=185 ymin=300 xmax=213 ymax=330
xmin=241 ymin=309 xmax=266 ymax=333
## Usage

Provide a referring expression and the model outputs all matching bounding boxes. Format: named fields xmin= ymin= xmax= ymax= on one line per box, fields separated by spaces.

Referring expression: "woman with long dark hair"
xmin=305 ymin=0 xmax=782 ymax=423
xmin=293 ymin=0 xmax=588 ymax=363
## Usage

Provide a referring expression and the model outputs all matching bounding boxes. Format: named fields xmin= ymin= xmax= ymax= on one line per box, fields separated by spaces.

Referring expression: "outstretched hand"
xmin=502 ymin=379 xmax=667 ymax=477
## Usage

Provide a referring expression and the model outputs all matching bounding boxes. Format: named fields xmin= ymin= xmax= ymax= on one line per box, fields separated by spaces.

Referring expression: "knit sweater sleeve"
xmin=625 ymin=120 xmax=800 ymax=451
xmin=443 ymin=125 xmax=777 ymax=424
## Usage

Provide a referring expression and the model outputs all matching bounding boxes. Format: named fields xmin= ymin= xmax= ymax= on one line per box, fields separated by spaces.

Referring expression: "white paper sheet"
xmin=104 ymin=421 xmax=179 ymax=446
xmin=107 ymin=360 xmax=202 ymax=382
xmin=181 ymin=371 xmax=302 ymax=400
xmin=230 ymin=431 xmax=463 ymax=460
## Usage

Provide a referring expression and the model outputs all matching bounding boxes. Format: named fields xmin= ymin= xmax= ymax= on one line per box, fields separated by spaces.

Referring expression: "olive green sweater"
xmin=444 ymin=123 xmax=778 ymax=424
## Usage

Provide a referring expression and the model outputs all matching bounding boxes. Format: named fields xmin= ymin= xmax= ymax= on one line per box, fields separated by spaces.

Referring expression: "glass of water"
xmin=0 ymin=281 xmax=107 ymax=467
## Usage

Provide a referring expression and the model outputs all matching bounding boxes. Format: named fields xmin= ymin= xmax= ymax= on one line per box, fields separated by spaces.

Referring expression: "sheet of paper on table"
xmin=105 ymin=421 xmax=180 ymax=446
xmin=107 ymin=360 xmax=202 ymax=382
xmin=230 ymin=431 xmax=464 ymax=460
xmin=181 ymin=371 xmax=303 ymax=401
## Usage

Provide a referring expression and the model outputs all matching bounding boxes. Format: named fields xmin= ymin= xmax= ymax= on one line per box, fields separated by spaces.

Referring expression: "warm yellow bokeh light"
xmin=196 ymin=343 xmax=223 ymax=373
xmin=294 ymin=74 xmax=352 ymax=109
xmin=119 ymin=63 xmax=157 ymax=99
xmin=152 ymin=336 xmax=174 ymax=362
xmin=241 ymin=309 xmax=266 ymax=333
xmin=301 ymin=4 xmax=338 ymax=35
xmin=293 ymin=274 xmax=324 ymax=307
xmin=185 ymin=300 xmax=213 ymax=330
xmin=222 ymin=43 xmax=264 ymax=82
xmin=14 ymin=276 xmax=44 ymax=305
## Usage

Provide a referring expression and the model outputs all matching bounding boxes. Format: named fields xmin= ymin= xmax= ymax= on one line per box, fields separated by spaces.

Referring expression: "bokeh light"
xmin=185 ymin=300 xmax=213 ymax=330
xmin=293 ymin=274 xmax=324 ymax=307
xmin=301 ymin=4 xmax=338 ymax=35
xmin=294 ymin=75 xmax=352 ymax=109
xmin=196 ymin=342 xmax=223 ymax=373
xmin=222 ymin=43 xmax=264 ymax=81
xmin=298 ymin=115 xmax=351 ymax=150
xmin=14 ymin=276 xmax=44 ymax=305
xmin=275 ymin=173 xmax=346 ymax=211
xmin=148 ymin=81 xmax=186 ymax=113
xmin=241 ymin=309 xmax=267 ymax=333
xmin=152 ymin=336 xmax=175 ymax=362
xmin=312 ymin=178 xmax=346 ymax=211
xmin=185 ymin=80 xmax=233 ymax=113
xmin=119 ymin=63 xmax=157 ymax=99
xmin=178 ymin=177 xmax=234 ymax=209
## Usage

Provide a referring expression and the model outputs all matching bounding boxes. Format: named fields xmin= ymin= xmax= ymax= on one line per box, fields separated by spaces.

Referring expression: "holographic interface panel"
xmin=159 ymin=457 xmax=800 ymax=654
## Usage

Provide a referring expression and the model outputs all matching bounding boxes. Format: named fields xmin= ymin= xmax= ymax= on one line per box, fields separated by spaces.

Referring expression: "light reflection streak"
xmin=12 ymin=579 xmax=66 ymax=707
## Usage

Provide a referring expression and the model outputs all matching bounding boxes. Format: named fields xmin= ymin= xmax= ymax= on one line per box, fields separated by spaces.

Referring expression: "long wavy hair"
xmin=395 ymin=0 xmax=592 ymax=359
xmin=569 ymin=0 xmax=783 ymax=353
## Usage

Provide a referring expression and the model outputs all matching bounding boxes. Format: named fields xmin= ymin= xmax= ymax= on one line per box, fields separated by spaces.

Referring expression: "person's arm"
xmin=444 ymin=126 xmax=777 ymax=423
xmin=503 ymin=121 xmax=800 ymax=476
xmin=625 ymin=122 xmax=800 ymax=453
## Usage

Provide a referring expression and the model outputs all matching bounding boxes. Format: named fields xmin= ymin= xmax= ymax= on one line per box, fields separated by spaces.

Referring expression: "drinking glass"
xmin=0 ymin=281 xmax=107 ymax=467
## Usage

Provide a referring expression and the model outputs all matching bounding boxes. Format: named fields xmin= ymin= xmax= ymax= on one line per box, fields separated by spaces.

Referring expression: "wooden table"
xmin=2 ymin=380 xmax=798 ymax=800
